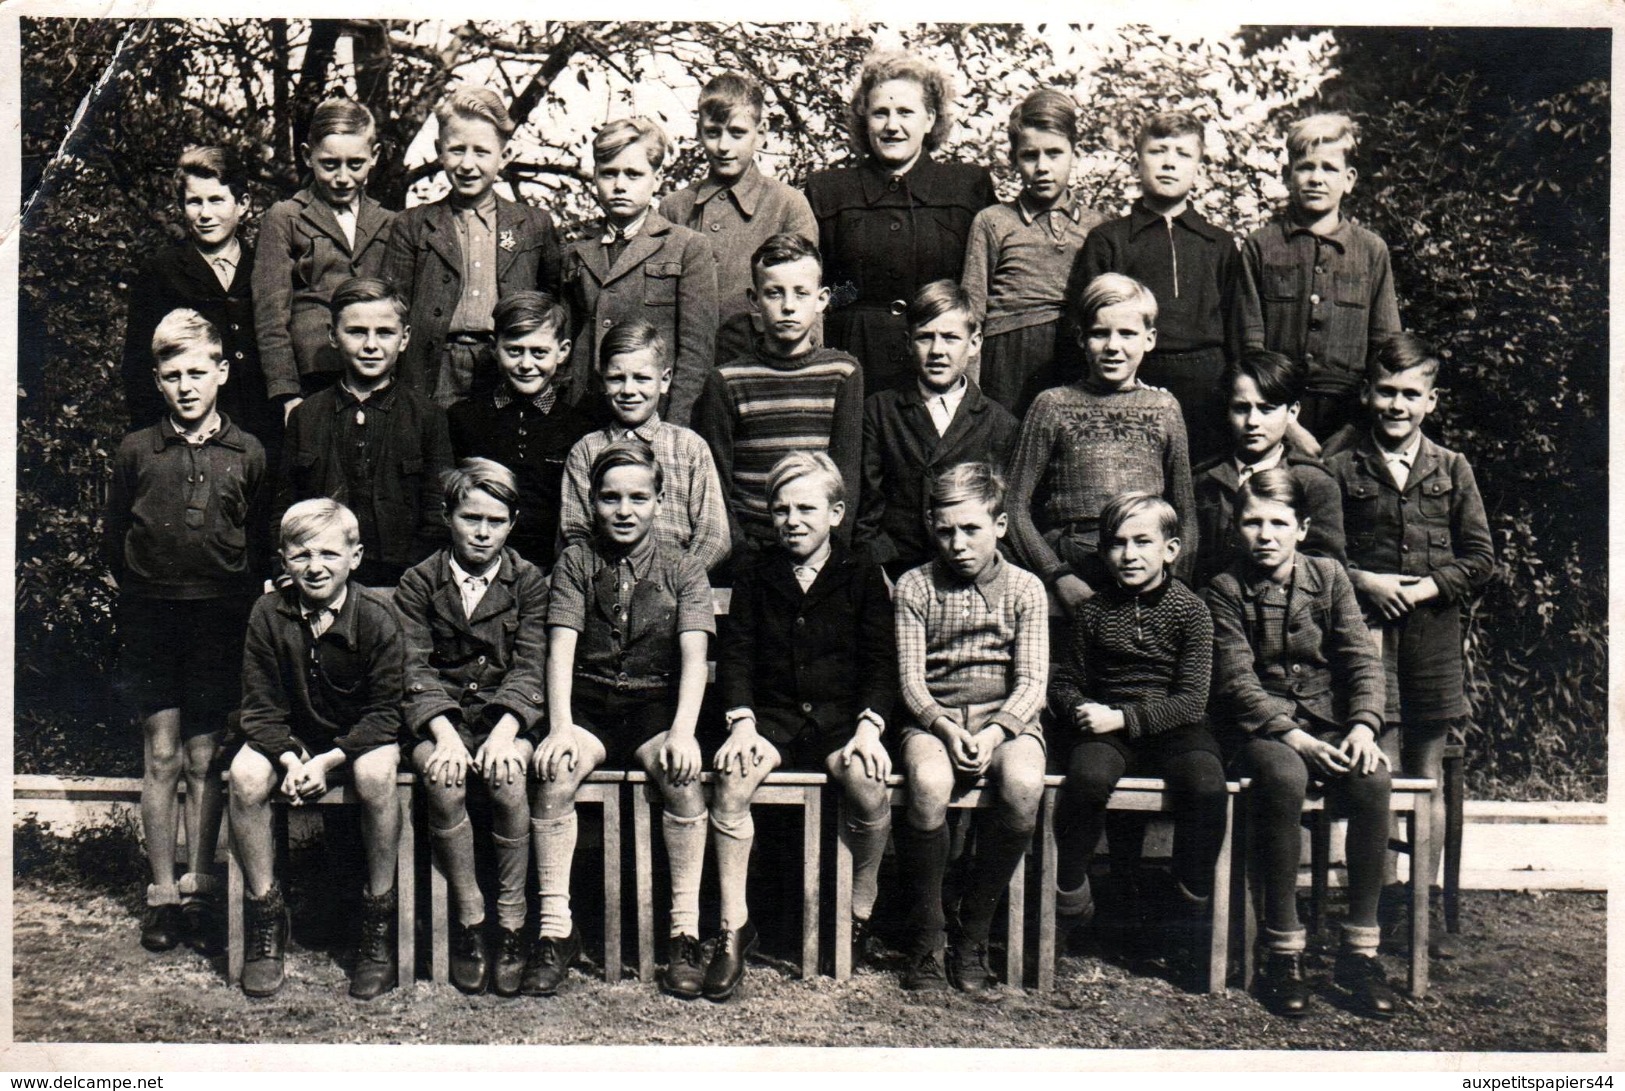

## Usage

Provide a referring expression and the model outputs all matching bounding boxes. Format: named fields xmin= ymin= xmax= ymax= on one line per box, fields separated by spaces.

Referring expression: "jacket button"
xmin=710 ymin=223 xmax=721 ymax=232
xmin=795 ymin=616 xmax=805 ymax=626
xmin=1401 ymin=544 xmax=1410 ymax=552
xmin=443 ymin=274 xmax=452 ymax=283
xmin=889 ymin=223 xmax=900 ymax=232
xmin=477 ymin=655 xmax=486 ymax=664
xmin=801 ymin=702 xmax=813 ymax=713
xmin=467 ymin=681 xmax=479 ymax=691
xmin=434 ymin=308 xmax=443 ymax=317
xmin=1290 ymin=664 xmax=1303 ymax=674
xmin=235 ymin=351 xmax=245 ymax=360
xmin=603 ymin=318 xmax=614 ymax=328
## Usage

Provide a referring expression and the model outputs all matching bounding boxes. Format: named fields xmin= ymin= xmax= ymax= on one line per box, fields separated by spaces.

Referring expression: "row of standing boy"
xmin=107 ymin=54 xmax=1495 ymax=1021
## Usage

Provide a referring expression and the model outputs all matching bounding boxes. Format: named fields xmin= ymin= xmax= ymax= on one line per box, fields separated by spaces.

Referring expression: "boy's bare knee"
xmin=423 ymin=780 xmax=468 ymax=821
xmin=660 ymin=779 xmax=707 ymax=819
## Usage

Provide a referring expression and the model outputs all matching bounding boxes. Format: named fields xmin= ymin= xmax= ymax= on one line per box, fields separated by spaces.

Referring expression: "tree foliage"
xmin=15 ymin=20 xmax=1607 ymax=799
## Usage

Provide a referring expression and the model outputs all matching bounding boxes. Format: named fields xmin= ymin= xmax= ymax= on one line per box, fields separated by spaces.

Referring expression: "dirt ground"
xmin=11 ymin=876 xmax=1605 ymax=1052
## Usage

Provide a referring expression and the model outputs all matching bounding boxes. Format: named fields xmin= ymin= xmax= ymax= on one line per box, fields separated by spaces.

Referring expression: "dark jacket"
xmin=253 ymin=188 xmax=395 ymax=397
xmin=106 ymin=417 xmax=269 ymax=599
xmin=278 ymin=381 xmax=453 ymax=569
xmin=1192 ymin=446 xmax=1346 ymax=589
xmin=238 ymin=583 xmax=404 ymax=761
xmin=560 ymin=210 xmax=718 ymax=426
xmin=856 ymin=379 xmax=1019 ymax=570
xmin=447 ymin=390 xmax=597 ymax=570
xmin=1324 ymin=432 xmax=1496 ymax=604
xmin=1206 ymin=553 xmax=1385 ymax=738
xmin=121 ymin=242 xmax=270 ymax=438
xmin=715 ymin=544 xmax=896 ymax=751
xmin=382 ymin=194 xmax=562 ymax=400
xmin=806 ymin=156 xmax=997 ymax=392
xmin=395 ymin=547 xmax=549 ymax=738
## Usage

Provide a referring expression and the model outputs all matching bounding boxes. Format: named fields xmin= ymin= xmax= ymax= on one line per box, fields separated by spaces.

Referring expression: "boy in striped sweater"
xmin=694 ymin=233 xmax=864 ymax=562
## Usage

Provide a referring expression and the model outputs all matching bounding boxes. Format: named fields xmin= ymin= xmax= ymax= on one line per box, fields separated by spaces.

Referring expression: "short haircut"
xmin=1286 ymin=112 xmax=1359 ymax=165
xmin=698 ymin=71 xmax=765 ymax=127
xmin=442 ymin=457 xmax=519 ymax=517
xmin=306 ymin=96 xmax=378 ymax=148
xmin=928 ymin=461 xmax=1005 ymax=518
xmin=589 ymin=437 xmax=664 ymax=498
xmin=1008 ymin=87 xmax=1080 ymax=149
xmin=493 ymin=290 xmax=569 ymax=342
xmin=750 ymin=232 xmax=822 ymax=281
xmin=328 ymin=276 xmax=409 ymax=322
xmin=1098 ymin=491 xmax=1179 ymax=548
xmin=1074 ymin=272 xmax=1158 ymax=331
xmin=1223 ymin=349 xmax=1304 ymax=406
xmin=151 ymin=308 xmax=223 ymax=364
xmin=174 ymin=145 xmax=249 ymax=202
xmin=1369 ymin=332 xmax=1442 ymax=383
xmin=847 ymin=50 xmax=954 ymax=158
xmin=906 ymin=279 xmax=978 ymax=334
xmin=436 ymin=84 xmax=516 ymax=139
xmin=1137 ymin=109 xmax=1205 ymax=153
xmin=598 ymin=320 xmax=668 ymax=373
xmin=280 ymin=497 xmax=360 ymax=548
xmin=766 ymin=450 xmax=846 ymax=508
xmin=1235 ymin=466 xmax=1308 ymax=523
xmin=592 ymin=117 xmax=668 ymax=169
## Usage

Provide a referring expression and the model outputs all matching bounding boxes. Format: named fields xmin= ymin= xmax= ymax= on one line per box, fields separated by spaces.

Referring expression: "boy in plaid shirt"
xmin=893 ymin=462 xmax=1048 ymax=993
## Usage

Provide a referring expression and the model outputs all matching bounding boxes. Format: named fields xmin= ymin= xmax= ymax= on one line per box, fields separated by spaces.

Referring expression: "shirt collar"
xmin=694 ymin=162 xmax=765 ymax=217
xmin=493 ymin=382 xmax=558 ymax=414
xmin=597 ymin=530 xmax=658 ymax=579
xmin=601 ymin=209 xmax=650 ymax=245
xmin=1016 ymin=188 xmax=1080 ymax=226
xmin=168 ymin=412 xmax=223 ymax=446
xmin=1128 ymin=201 xmax=1222 ymax=242
xmin=1283 ymin=215 xmax=1352 ymax=250
xmin=197 ymin=238 xmax=242 ymax=269
xmin=792 ymin=541 xmax=832 ymax=578
xmin=1234 ymin=444 xmax=1286 ymax=479
xmin=300 ymin=585 xmax=348 ymax=621
xmin=337 ymin=377 xmax=395 ymax=407
xmin=452 ymin=190 xmax=498 ymax=229
xmin=918 ymin=376 xmax=968 ymax=404
xmin=1374 ymin=429 xmax=1423 ymax=465
xmin=932 ymin=551 xmax=1009 ymax=610
xmin=449 ymin=554 xmax=500 ymax=587
xmin=608 ymin=414 xmax=661 ymax=443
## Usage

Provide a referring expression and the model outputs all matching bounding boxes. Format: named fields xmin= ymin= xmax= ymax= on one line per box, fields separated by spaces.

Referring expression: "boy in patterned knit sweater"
xmin=1048 ymin=492 xmax=1225 ymax=978
xmin=894 ymin=462 xmax=1048 ymax=993
xmin=694 ymin=233 xmax=863 ymax=560
xmin=1006 ymin=273 xmax=1196 ymax=611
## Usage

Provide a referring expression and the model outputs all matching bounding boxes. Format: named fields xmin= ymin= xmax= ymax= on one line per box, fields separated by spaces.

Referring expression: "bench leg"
xmin=801 ymin=787 xmax=821 ymax=979
xmin=1036 ymin=786 xmax=1058 ymax=994
xmin=602 ymin=792 xmax=622 ymax=985
xmin=1408 ymin=804 xmax=1432 ymax=999
xmin=834 ymin=796 xmax=853 ymax=982
xmin=429 ymin=842 xmax=449 ymax=984
xmin=1444 ymin=754 xmax=1464 ymax=934
xmin=396 ymin=783 xmax=415 ymax=985
xmin=1209 ymin=792 xmax=1234 ymax=995
xmin=1239 ymin=799 xmax=1256 ymax=990
xmin=226 ymin=817 xmax=244 ymax=986
xmin=633 ymin=787 xmax=655 ymax=984
xmin=1006 ymin=847 xmax=1026 ymax=988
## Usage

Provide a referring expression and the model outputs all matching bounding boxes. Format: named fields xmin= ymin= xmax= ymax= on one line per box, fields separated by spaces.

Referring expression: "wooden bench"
xmin=427 ymin=770 xmax=624 ymax=984
xmin=224 ymin=769 xmax=417 ymax=987
xmin=626 ymin=769 xmax=823 ymax=983
xmin=1235 ymin=775 xmax=1437 ymax=999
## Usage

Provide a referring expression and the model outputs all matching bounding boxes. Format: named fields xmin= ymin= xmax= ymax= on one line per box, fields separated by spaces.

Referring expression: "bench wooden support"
xmin=225 ymin=770 xmax=417 ymax=987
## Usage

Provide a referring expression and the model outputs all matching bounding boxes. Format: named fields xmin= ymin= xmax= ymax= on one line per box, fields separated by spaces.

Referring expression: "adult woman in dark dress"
xmin=806 ymin=51 xmax=997 ymax=395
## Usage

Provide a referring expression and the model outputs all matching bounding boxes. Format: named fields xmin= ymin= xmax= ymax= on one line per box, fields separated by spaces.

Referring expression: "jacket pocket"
xmin=1334 ymin=270 xmax=1370 ymax=307
xmin=643 ymin=262 xmax=682 ymax=306
xmin=1420 ymin=475 xmax=1453 ymax=518
xmin=1263 ymin=263 xmax=1301 ymax=301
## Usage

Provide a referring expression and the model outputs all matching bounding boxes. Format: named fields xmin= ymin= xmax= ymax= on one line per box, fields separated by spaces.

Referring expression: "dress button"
xmin=795 ymin=616 xmax=805 ymax=626
xmin=603 ymin=318 xmax=614 ymax=328
xmin=235 ymin=351 xmax=245 ymax=360
xmin=1290 ymin=664 xmax=1302 ymax=674
xmin=467 ymin=681 xmax=479 ymax=690
xmin=1309 ymin=293 xmax=1322 ymax=305
xmin=890 ymin=223 xmax=900 ymax=232
xmin=1315 ymin=266 xmax=1327 ymax=275
xmin=477 ymin=655 xmax=486 ymax=664
xmin=710 ymin=223 xmax=721 ymax=232
xmin=801 ymin=702 xmax=813 ymax=713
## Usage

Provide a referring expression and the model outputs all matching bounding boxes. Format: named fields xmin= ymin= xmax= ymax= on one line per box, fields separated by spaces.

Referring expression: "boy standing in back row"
xmin=661 ymin=71 xmax=819 ymax=366
xmin=1236 ymin=112 xmax=1401 ymax=445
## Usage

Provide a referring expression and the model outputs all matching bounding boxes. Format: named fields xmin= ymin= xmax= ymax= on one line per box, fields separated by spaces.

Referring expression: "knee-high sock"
xmin=895 ymin=819 xmax=949 ymax=952
xmin=663 ymin=809 xmax=708 ymax=939
xmin=492 ymin=829 xmax=529 ymax=932
xmin=959 ymin=815 xmax=1034 ymax=945
xmin=846 ymin=811 xmax=891 ymax=921
xmin=709 ymin=809 xmax=754 ymax=929
xmin=531 ymin=813 xmax=576 ymax=939
xmin=431 ymin=816 xmax=483 ymax=926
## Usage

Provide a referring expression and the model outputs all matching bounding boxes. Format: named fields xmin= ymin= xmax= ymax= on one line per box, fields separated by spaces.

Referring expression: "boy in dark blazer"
xmin=562 ymin=116 xmax=718 ymax=427
xmin=855 ymin=281 xmax=1019 ymax=580
xmin=122 ymin=146 xmax=274 ymax=444
xmin=708 ymin=451 xmax=896 ymax=998
xmin=383 ymin=85 xmax=563 ymax=407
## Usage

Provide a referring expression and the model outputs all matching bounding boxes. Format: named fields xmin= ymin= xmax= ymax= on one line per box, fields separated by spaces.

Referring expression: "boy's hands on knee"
xmin=534 ymin=729 xmax=581 ymax=782
xmin=660 ymin=732 xmax=703 ymax=786
xmin=840 ymin=722 xmax=891 ymax=781
xmin=714 ymin=717 xmax=771 ymax=778
xmin=1054 ymin=574 xmax=1095 ymax=615
xmin=424 ymin=717 xmax=474 ymax=788
xmin=1073 ymin=702 xmax=1125 ymax=735
xmin=1352 ymin=570 xmax=1420 ymax=620
xmin=1283 ymin=727 xmax=1352 ymax=778
xmin=1338 ymin=724 xmax=1390 ymax=776
xmin=475 ymin=716 xmax=527 ymax=789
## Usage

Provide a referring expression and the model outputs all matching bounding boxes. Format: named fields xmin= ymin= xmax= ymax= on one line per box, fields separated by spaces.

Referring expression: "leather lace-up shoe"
xmin=702 ymin=919 xmax=759 ymax=1001
xmin=349 ymin=888 xmax=398 ymax=1000
xmin=946 ymin=941 xmax=996 ymax=993
xmin=521 ymin=928 xmax=581 ymax=997
xmin=492 ymin=926 xmax=528 ymax=997
xmin=449 ymin=919 xmax=489 ymax=994
xmin=1335 ymin=952 xmax=1398 ymax=1019
xmin=141 ymin=903 xmax=182 ymax=953
xmin=241 ymin=883 xmax=289 ymax=998
xmin=662 ymin=934 xmax=705 ymax=999
xmin=901 ymin=947 xmax=949 ymax=991
xmin=1257 ymin=950 xmax=1311 ymax=1018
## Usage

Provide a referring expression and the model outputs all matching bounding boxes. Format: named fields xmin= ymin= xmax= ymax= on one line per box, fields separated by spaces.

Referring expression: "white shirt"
xmin=919 ymin=377 xmax=968 ymax=436
xmin=791 ymin=545 xmax=831 ymax=593
xmin=1377 ymin=431 xmax=1424 ymax=489
xmin=1234 ymin=443 xmax=1286 ymax=485
xmin=600 ymin=209 xmax=650 ymax=246
xmin=449 ymin=556 xmax=500 ymax=618
xmin=301 ymin=587 xmax=347 ymax=639
xmin=201 ymin=239 xmax=241 ymax=291
xmin=331 ymin=202 xmax=357 ymax=249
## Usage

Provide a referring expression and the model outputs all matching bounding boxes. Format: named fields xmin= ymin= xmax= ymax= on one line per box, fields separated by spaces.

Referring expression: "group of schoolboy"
xmin=112 ymin=66 xmax=1493 ymax=1024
